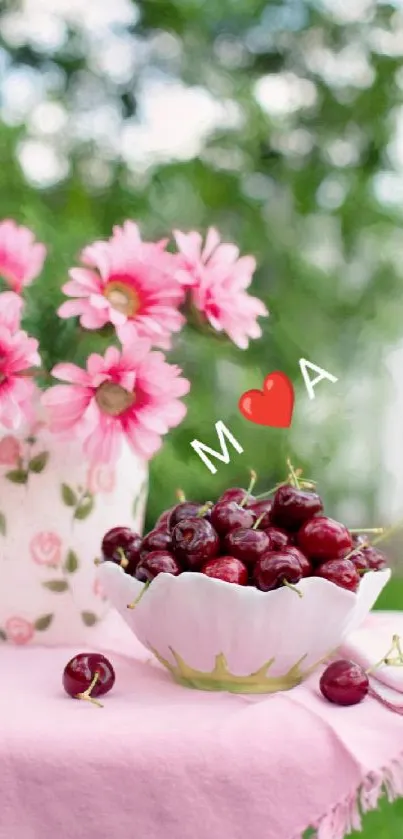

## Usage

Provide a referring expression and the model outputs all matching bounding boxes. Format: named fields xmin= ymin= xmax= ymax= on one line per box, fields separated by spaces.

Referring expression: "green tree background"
xmin=1 ymin=0 xmax=403 ymax=834
xmin=2 ymin=0 xmax=403 ymax=527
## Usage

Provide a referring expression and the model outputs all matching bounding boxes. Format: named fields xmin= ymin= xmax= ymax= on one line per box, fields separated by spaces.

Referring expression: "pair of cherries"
xmin=63 ymin=653 xmax=403 ymax=714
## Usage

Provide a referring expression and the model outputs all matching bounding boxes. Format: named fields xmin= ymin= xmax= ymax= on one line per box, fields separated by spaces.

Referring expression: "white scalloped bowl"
xmin=97 ymin=562 xmax=390 ymax=693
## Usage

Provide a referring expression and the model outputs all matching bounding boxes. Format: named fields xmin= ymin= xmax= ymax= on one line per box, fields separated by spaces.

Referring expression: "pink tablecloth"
xmin=2 ymin=611 xmax=403 ymax=839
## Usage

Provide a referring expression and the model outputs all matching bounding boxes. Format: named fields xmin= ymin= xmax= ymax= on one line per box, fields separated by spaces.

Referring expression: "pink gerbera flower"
xmin=58 ymin=221 xmax=186 ymax=350
xmin=0 ymin=220 xmax=46 ymax=292
xmin=0 ymin=294 xmax=41 ymax=429
xmin=173 ymin=227 xmax=268 ymax=350
xmin=41 ymin=341 xmax=190 ymax=464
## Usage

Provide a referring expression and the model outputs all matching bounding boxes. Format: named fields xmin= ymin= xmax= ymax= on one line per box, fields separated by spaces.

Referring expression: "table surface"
xmin=2 ymin=611 xmax=403 ymax=839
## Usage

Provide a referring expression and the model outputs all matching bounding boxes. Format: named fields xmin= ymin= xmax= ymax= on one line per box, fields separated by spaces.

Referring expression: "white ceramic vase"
xmin=0 ymin=421 xmax=148 ymax=646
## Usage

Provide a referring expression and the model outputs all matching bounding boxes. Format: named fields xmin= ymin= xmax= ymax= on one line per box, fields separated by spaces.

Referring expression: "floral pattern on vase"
xmin=0 ymin=422 xmax=148 ymax=645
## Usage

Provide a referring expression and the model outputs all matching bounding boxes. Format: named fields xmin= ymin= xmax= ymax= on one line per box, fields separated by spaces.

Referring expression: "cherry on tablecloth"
xmin=1 ymin=611 xmax=403 ymax=839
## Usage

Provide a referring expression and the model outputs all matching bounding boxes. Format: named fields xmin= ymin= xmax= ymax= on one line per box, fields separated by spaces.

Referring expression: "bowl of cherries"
xmin=96 ymin=467 xmax=390 ymax=694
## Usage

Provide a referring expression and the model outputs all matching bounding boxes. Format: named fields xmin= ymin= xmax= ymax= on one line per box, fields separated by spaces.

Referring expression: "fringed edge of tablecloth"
xmin=309 ymin=754 xmax=403 ymax=839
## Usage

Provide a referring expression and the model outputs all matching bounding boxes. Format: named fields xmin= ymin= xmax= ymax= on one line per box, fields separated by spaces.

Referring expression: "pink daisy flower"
xmin=173 ymin=227 xmax=268 ymax=350
xmin=41 ymin=340 xmax=190 ymax=464
xmin=58 ymin=221 xmax=186 ymax=350
xmin=0 ymin=220 xmax=46 ymax=292
xmin=0 ymin=291 xmax=24 ymax=332
xmin=0 ymin=297 xmax=41 ymax=429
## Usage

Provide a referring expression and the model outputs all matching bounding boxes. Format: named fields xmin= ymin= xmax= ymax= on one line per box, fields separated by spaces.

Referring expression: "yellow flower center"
xmin=95 ymin=382 xmax=135 ymax=417
xmin=104 ymin=280 xmax=140 ymax=317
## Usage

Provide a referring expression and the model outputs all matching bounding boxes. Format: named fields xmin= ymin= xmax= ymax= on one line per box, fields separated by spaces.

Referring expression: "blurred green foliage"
xmin=1 ymin=0 xmax=403 ymax=536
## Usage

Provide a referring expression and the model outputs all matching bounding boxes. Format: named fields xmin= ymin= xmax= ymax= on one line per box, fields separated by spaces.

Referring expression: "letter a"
xmin=299 ymin=358 xmax=338 ymax=401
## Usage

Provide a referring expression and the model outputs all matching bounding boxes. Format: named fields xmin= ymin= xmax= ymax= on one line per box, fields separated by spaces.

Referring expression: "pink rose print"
xmin=0 ymin=435 xmax=21 ymax=465
xmin=5 ymin=616 xmax=34 ymax=645
xmin=30 ymin=531 xmax=63 ymax=567
xmin=93 ymin=578 xmax=107 ymax=600
xmin=87 ymin=462 xmax=116 ymax=495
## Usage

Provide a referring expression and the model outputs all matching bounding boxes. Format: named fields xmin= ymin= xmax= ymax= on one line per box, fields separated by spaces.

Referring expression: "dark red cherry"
xmin=271 ymin=484 xmax=323 ymax=530
xmin=362 ymin=546 xmax=388 ymax=571
xmin=168 ymin=502 xmax=210 ymax=529
xmin=223 ymin=527 xmax=269 ymax=568
xmin=171 ymin=517 xmax=220 ymax=570
xmin=248 ymin=500 xmax=273 ymax=529
xmin=135 ymin=550 xmax=181 ymax=582
xmin=101 ymin=526 xmax=141 ymax=572
xmin=282 ymin=546 xmax=312 ymax=577
xmin=349 ymin=550 xmax=369 ymax=573
xmin=140 ymin=529 xmax=172 ymax=558
xmin=254 ymin=551 xmax=302 ymax=592
xmin=263 ymin=526 xmax=293 ymax=551
xmin=154 ymin=507 xmax=175 ymax=531
xmin=314 ymin=558 xmax=360 ymax=592
xmin=210 ymin=501 xmax=255 ymax=536
xmin=219 ymin=487 xmax=255 ymax=505
xmin=63 ymin=653 xmax=115 ymax=707
xmin=201 ymin=555 xmax=248 ymax=585
xmin=319 ymin=659 xmax=369 ymax=706
xmin=297 ymin=516 xmax=352 ymax=561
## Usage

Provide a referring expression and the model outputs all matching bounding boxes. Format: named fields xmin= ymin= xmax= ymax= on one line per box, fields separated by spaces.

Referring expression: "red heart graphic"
xmin=238 ymin=372 xmax=294 ymax=428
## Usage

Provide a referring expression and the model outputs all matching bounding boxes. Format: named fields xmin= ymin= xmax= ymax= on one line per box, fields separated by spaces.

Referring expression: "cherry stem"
xmin=197 ymin=502 xmax=213 ymax=517
xmin=239 ymin=470 xmax=257 ymax=507
xmin=76 ymin=672 xmax=103 ymax=708
xmin=344 ymin=542 xmax=370 ymax=562
xmin=349 ymin=528 xmax=384 ymax=535
xmin=117 ymin=547 xmax=129 ymax=569
xmin=286 ymin=459 xmax=300 ymax=490
xmin=368 ymin=686 xmax=403 ymax=715
xmin=252 ymin=512 xmax=266 ymax=530
xmin=372 ymin=517 xmax=403 ymax=546
xmin=254 ymin=482 xmax=285 ymax=500
xmin=283 ymin=579 xmax=303 ymax=598
xmin=176 ymin=489 xmax=186 ymax=503
xmin=366 ymin=634 xmax=403 ymax=674
xmin=127 ymin=580 xmax=151 ymax=610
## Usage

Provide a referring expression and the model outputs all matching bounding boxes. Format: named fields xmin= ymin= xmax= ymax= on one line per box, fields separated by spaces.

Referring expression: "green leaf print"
xmin=81 ymin=611 xmax=98 ymax=627
xmin=0 ymin=512 xmax=6 ymax=537
xmin=42 ymin=580 xmax=69 ymax=593
xmin=34 ymin=614 xmax=54 ymax=631
xmin=74 ymin=493 xmax=94 ymax=520
xmin=61 ymin=483 xmax=78 ymax=506
xmin=64 ymin=550 xmax=79 ymax=573
xmin=5 ymin=469 xmax=28 ymax=484
xmin=28 ymin=451 xmax=49 ymax=473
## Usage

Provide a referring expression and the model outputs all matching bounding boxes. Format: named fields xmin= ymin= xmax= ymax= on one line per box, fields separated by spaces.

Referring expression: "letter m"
xmin=190 ymin=421 xmax=244 ymax=475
